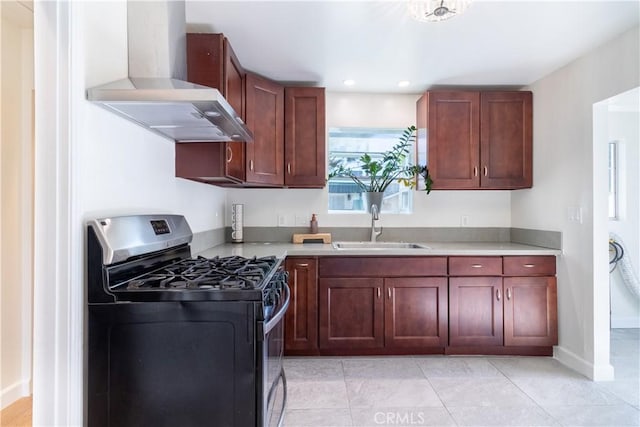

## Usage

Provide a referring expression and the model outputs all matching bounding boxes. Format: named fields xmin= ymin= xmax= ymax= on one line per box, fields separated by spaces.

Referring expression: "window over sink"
xmin=327 ymin=127 xmax=414 ymax=214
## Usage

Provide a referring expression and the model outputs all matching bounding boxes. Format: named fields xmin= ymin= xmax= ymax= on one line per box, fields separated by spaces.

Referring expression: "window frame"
xmin=327 ymin=127 xmax=415 ymax=214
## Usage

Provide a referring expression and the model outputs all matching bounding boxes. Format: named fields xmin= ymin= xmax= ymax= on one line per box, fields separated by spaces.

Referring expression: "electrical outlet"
xmin=460 ymin=215 xmax=470 ymax=227
xmin=277 ymin=214 xmax=286 ymax=227
xmin=295 ymin=215 xmax=308 ymax=227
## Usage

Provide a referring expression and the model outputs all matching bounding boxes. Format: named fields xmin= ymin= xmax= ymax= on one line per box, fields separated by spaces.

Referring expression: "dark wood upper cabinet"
xmin=481 ymin=92 xmax=532 ymax=189
xmin=245 ymin=72 xmax=284 ymax=186
xmin=416 ymin=90 xmax=532 ymax=190
xmin=176 ymin=34 xmax=245 ymax=185
xmin=284 ymin=87 xmax=326 ymax=188
xmin=177 ymin=33 xmax=326 ymax=188
xmin=417 ymin=91 xmax=480 ymax=189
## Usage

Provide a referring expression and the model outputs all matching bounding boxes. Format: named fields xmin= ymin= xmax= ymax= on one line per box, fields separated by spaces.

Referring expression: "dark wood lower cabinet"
xmin=319 ymin=276 xmax=448 ymax=351
xmin=449 ymin=277 xmax=504 ymax=347
xmin=385 ymin=278 xmax=448 ymax=348
xmin=288 ymin=255 xmax=557 ymax=357
xmin=449 ymin=275 xmax=558 ymax=349
xmin=284 ymin=258 xmax=318 ymax=354
xmin=319 ymin=278 xmax=384 ymax=349
xmin=504 ymin=276 xmax=558 ymax=346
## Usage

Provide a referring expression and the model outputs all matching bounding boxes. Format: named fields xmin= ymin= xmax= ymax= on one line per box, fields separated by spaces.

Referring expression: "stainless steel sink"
xmin=332 ymin=241 xmax=431 ymax=250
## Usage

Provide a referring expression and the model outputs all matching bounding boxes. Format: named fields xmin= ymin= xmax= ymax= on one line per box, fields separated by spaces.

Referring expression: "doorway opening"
xmin=593 ymin=86 xmax=640 ymax=384
xmin=0 ymin=0 xmax=35 ymax=412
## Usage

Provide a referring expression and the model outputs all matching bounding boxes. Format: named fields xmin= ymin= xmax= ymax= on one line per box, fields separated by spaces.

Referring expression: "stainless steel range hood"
xmin=87 ymin=1 xmax=253 ymax=143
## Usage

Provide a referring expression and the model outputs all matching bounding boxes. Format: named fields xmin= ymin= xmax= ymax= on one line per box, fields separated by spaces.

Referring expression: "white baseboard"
xmin=554 ymin=346 xmax=615 ymax=381
xmin=611 ymin=316 xmax=640 ymax=328
xmin=1 ymin=379 xmax=30 ymax=410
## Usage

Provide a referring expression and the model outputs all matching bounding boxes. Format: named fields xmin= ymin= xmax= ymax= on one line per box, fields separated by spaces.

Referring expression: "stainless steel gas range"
xmin=86 ymin=214 xmax=289 ymax=427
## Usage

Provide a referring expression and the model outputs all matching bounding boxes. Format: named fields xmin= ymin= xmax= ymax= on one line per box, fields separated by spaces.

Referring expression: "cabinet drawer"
xmin=504 ymin=256 xmax=556 ymax=276
xmin=449 ymin=257 xmax=502 ymax=276
xmin=319 ymin=257 xmax=447 ymax=277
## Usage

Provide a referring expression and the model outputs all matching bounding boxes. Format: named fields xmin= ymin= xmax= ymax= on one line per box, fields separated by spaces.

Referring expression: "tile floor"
xmin=282 ymin=328 xmax=639 ymax=427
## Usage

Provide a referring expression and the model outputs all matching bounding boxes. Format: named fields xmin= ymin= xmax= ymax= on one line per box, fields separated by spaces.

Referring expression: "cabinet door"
xmin=480 ymin=92 xmax=532 ymax=189
xmin=426 ymin=91 xmax=480 ymax=189
xmin=186 ymin=33 xmax=224 ymax=89
xmin=449 ymin=277 xmax=503 ymax=346
xmin=319 ymin=278 xmax=384 ymax=349
xmin=222 ymin=38 xmax=246 ymax=182
xmin=504 ymin=277 xmax=557 ymax=346
xmin=384 ymin=278 xmax=448 ymax=348
xmin=245 ymin=73 xmax=284 ymax=186
xmin=284 ymin=258 xmax=318 ymax=353
xmin=179 ymin=34 xmax=245 ymax=185
xmin=284 ymin=87 xmax=326 ymax=187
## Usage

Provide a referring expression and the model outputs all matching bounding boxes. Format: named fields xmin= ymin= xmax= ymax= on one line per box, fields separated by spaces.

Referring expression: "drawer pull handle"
xmin=496 ymin=289 xmax=501 ymax=301
xmin=377 ymin=288 xmax=381 ymax=299
xmin=483 ymin=166 xmax=488 ymax=176
xmin=506 ymin=288 xmax=512 ymax=300
xmin=388 ymin=288 xmax=392 ymax=299
xmin=296 ymin=263 xmax=309 ymax=267
xmin=473 ymin=166 xmax=478 ymax=177
xmin=226 ymin=146 xmax=233 ymax=163
xmin=471 ymin=264 xmax=483 ymax=268
xmin=250 ymin=160 xmax=254 ymax=171
xmin=287 ymin=163 xmax=291 ymax=174
xmin=523 ymin=264 xmax=536 ymax=268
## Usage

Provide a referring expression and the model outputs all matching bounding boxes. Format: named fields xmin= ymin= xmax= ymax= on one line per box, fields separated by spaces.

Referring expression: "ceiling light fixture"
xmin=343 ymin=79 xmax=356 ymax=86
xmin=398 ymin=80 xmax=410 ymax=88
xmin=408 ymin=0 xmax=472 ymax=22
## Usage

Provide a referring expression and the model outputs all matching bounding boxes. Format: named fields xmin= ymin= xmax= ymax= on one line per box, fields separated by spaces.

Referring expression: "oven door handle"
xmin=277 ymin=367 xmax=287 ymax=427
xmin=263 ymin=283 xmax=290 ymax=336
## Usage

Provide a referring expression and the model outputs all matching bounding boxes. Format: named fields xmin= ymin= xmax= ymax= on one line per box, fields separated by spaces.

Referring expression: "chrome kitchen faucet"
xmin=370 ymin=204 xmax=383 ymax=242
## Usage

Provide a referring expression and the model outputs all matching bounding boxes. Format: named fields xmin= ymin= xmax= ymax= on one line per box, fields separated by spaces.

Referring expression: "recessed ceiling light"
xmin=398 ymin=80 xmax=410 ymax=88
xmin=343 ymin=79 xmax=355 ymax=86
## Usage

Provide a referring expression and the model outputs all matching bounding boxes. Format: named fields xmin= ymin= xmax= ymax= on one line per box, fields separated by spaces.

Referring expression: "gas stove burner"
xmin=120 ymin=255 xmax=279 ymax=292
xmin=170 ymin=281 xmax=188 ymax=289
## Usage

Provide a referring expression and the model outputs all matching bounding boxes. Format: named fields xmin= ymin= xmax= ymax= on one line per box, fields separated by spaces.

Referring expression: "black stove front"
xmin=86 ymin=215 xmax=289 ymax=427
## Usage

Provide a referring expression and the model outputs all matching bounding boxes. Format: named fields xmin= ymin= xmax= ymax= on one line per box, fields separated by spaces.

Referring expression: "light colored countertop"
xmin=196 ymin=241 xmax=562 ymax=260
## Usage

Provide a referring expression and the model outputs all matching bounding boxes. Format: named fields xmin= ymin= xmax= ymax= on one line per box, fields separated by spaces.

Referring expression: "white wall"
xmin=513 ymin=26 xmax=640 ymax=379
xmin=1 ymin=1 xmax=33 ymax=409
xmin=608 ymin=106 xmax=640 ymax=328
xmin=227 ymin=92 xmax=512 ymax=229
xmin=79 ymin=2 xmax=227 ymax=230
xmin=32 ymin=1 xmax=229 ymax=424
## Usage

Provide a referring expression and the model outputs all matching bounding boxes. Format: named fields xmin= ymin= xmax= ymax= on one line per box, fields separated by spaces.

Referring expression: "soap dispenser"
xmin=310 ymin=214 xmax=318 ymax=234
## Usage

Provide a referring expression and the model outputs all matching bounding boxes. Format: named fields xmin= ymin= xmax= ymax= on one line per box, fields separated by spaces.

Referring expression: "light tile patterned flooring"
xmin=282 ymin=328 xmax=640 ymax=427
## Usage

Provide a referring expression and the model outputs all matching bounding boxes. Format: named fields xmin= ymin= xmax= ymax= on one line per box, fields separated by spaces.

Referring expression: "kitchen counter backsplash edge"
xmin=191 ymin=227 xmax=227 ymax=255
xmin=223 ymin=226 xmax=561 ymax=249
xmin=194 ymin=227 xmax=562 ymax=259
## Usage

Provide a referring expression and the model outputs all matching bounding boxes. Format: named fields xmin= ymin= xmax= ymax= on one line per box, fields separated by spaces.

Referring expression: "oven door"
xmin=259 ymin=280 xmax=290 ymax=427
xmin=87 ymin=301 xmax=258 ymax=427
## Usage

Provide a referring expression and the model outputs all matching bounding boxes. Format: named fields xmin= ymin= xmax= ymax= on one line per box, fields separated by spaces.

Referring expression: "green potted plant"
xmin=328 ymin=125 xmax=432 ymax=212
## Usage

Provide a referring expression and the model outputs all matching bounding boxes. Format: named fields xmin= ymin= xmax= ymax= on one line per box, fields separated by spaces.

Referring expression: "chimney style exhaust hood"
xmin=87 ymin=1 xmax=253 ymax=143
